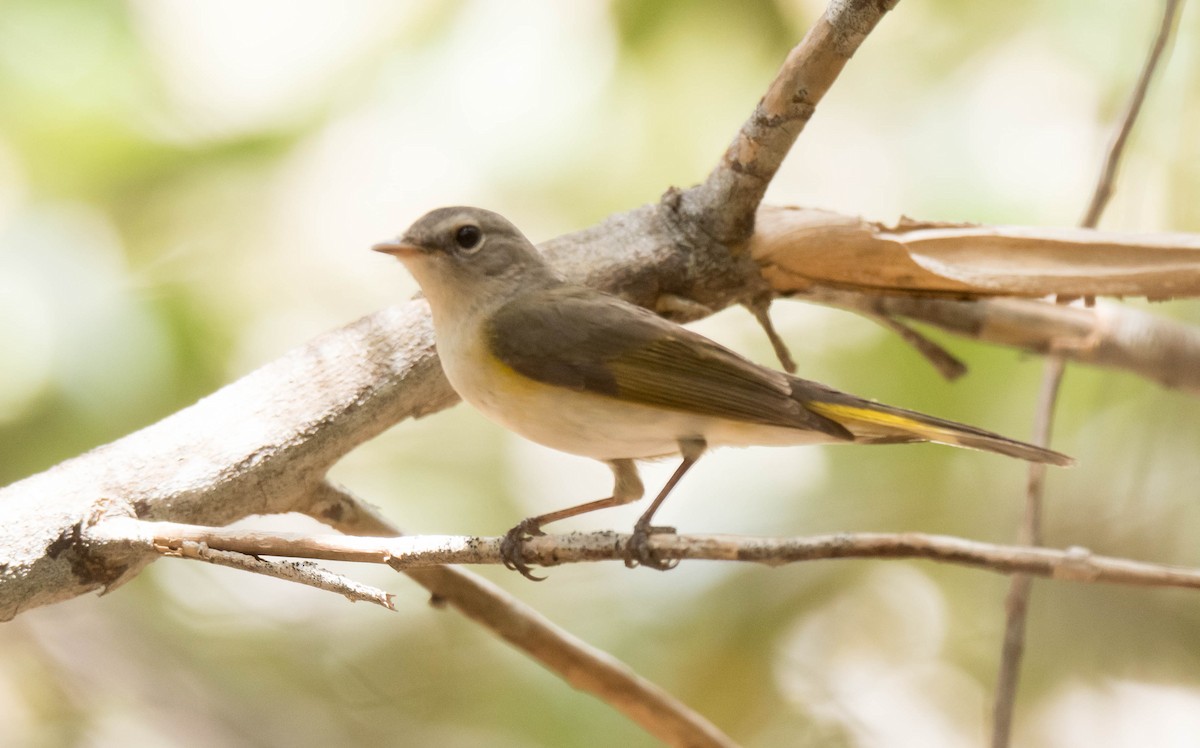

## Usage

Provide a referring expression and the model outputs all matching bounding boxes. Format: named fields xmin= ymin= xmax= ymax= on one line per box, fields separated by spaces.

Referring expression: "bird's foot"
xmin=501 ymin=518 xmax=547 ymax=581
xmin=624 ymin=522 xmax=679 ymax=571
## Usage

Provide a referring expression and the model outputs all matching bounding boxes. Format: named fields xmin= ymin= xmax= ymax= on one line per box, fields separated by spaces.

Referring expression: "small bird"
xmin=374 ymin=207 xmax=1071 ymax=579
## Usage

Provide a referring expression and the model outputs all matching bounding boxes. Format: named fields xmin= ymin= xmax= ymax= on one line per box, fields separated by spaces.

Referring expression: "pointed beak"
xmin=372 ymin=239 xmax=423 ymax=257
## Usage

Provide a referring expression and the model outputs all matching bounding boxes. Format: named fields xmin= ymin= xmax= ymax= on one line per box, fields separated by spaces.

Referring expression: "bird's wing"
xmin=485 ymin=286 xmax=851 ymax=439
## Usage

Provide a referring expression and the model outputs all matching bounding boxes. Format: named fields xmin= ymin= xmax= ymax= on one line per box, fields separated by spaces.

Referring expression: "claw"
xmin=624 ymin=522 xmax=679 ymax=571
xmin=500 ymin=518 xmax=547 ymax=581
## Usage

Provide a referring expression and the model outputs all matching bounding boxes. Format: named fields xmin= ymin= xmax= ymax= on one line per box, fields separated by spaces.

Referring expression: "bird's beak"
xmin=372 ymin=239 xmax=423 ymax=257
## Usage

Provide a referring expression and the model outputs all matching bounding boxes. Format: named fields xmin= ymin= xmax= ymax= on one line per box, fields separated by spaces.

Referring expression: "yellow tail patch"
xmin=805 ymin=397 xmax=1073 ymax=466
xmin=806 ymin=401 xmax=930 ymax=434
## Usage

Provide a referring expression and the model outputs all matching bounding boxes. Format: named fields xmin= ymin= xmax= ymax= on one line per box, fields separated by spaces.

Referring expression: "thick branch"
xmin=0 ymin=301 xmax=454 ymax=619
xmin=4 ymin=0 xmax=1199 ymax=621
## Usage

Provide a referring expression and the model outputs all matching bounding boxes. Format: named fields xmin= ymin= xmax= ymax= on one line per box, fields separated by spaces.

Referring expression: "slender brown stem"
xmin=746 ymin=296 xmax=799 ymax=373
xmin=992 ymin=356 xmax=1065 ymax=748
xmin=990 ymin=3 xmax=1184 ymax=745
xmin=870 ymin=314 xmax=967 ymax=380
xmin=1081 ymin=0 xmax=1184 ymax=228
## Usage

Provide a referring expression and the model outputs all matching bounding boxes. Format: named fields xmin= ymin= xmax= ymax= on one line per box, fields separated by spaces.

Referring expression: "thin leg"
xmin=501 ymin=459 xmax=644 ymax=580
xmin=625 ymin=437 xmax=706 ymax=571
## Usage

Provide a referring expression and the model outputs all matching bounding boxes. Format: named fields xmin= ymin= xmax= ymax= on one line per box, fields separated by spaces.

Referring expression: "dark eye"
xmin=454 ymin=224 xmax=482 ymax=251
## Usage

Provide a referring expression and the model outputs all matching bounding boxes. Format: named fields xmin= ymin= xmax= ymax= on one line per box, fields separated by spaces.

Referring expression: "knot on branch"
xmin=657 ymin=186 xmax=774 ymax=313
xmin=47 ymin=520 xmax=133 ymax=591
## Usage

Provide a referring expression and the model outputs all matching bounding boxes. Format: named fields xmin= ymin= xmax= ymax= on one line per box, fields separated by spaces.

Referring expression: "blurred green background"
xmin=3 ymin=1 xmax=1200 ymax=746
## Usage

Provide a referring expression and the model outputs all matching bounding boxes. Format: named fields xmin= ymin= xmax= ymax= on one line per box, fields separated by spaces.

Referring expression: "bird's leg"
xmin=625 ymin=437 xmax=706 ymax=571
xmin=501 ymin=459 xmax=644 ymax=581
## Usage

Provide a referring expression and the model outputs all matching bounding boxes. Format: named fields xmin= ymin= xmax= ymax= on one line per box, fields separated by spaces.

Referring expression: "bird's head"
xmin=374 ymin=207 xmax=557 ymax=313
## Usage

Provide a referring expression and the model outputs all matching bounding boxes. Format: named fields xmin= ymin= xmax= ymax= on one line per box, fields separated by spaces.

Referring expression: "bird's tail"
xmin=802 ymin=392 xmax=1073 ymax=467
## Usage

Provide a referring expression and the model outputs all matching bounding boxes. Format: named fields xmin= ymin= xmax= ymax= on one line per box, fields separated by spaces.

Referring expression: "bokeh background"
xmin=3 ymin=1 xmax=1200 ymax=746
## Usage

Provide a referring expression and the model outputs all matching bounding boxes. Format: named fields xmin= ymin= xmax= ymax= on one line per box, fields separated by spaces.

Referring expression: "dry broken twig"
xmin=756 ymin=204 xmax=1200 ymax=388
xmin=753 ymin=205 xmax=1200 ymax=300
xmin=865 ymin=314 xmax=967 ymax=380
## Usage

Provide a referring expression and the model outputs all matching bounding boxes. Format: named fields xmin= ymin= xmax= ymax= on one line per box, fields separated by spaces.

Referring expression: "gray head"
xmin=374 ymin=206 xmax=559 ymax=312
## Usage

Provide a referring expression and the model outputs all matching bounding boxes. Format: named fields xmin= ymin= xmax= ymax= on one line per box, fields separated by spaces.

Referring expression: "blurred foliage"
xmin=2 ymin=1 xmax=1200 ymax=746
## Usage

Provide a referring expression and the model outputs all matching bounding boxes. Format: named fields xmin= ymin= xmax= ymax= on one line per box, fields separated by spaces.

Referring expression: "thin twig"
xmin=745 ymin=296 xmax=799 ymax=372
xmin=991 ymin=3 xmax=1183 ymax=746
xmin=90 ymin=517 xmax=1200 ymax=592
xmin=158 ymin=540 xmax=395 ymax=609
xmin=992 ymin=356 xmax=1065 ymax=748
xmin=1081 ymin=0 xmax=1184 ymax=228
xmin=869 ymin=314 xmax=967 ymax=380
xmin=298 ymin=481 xmax=738 ymax=748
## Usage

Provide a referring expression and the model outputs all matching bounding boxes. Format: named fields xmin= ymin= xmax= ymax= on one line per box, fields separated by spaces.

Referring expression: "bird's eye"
xmin=454 ymin=225 xmax=482 ymax=252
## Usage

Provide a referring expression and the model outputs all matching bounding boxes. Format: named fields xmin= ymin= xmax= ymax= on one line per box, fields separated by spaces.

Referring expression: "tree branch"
xmin=680 ymin=0 xmax=900 ymax=244
xmin=0 ymin=0 xmax=917 ymax=623
xmin=88 ymin=519 xmax=1200 ymax=593
xmin=992 ymin=356 xmax=1066 ymax=748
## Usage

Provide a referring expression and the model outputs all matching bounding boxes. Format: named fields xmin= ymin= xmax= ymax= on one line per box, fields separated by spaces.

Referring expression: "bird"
xmin=373 ymin=206 xmax=1071 ymax=579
